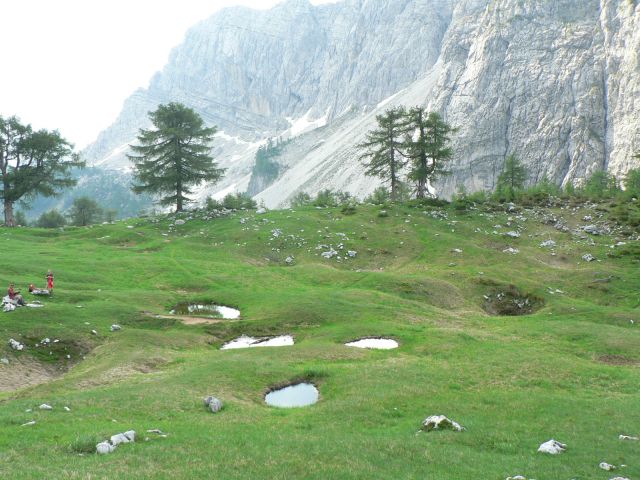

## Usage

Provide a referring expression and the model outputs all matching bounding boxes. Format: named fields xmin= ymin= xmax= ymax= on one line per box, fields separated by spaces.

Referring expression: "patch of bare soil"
xmin=597 ymin=354 xmax=640 ymax=366
xmin=0 ymin=355 xmax=61 ymax=392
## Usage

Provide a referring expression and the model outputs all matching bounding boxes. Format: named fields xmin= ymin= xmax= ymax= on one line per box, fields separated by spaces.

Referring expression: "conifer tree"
xmin=404 ymin=108 xmax=455 ymax=198
xmin=495 ymin=154 xmax=527 ymax=201
xmin=357 ymin=107 xmax=409 ymax=202
xmin=0 ymin=115 xmax=82 ymax=226
xmin=129 ymin=103 xmax=224 ymax=212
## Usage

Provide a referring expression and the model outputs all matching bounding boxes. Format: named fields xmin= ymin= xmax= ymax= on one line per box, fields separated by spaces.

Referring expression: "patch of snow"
xmin=287 ymin=108 xmax=329 ymax=137
xmin=345 ymin=338 xmax=398 ymax=350
xmin=221 ymin=335 xmax=294 ymax=350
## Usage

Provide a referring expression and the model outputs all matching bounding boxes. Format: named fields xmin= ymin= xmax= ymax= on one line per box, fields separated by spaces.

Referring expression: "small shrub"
xmin=69 ymin=434 xmax=105 ymax=454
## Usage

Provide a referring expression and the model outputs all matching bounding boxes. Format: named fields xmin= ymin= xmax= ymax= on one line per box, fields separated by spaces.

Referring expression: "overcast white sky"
xmin=0 ymin=0 xmax=336 ymax=148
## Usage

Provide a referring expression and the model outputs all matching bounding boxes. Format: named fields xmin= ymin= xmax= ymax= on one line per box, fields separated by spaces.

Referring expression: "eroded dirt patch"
xmin=0 ymin=355 xmax=62 ymax=392
xmin=597 ymin=354 xmax=640 ymax=366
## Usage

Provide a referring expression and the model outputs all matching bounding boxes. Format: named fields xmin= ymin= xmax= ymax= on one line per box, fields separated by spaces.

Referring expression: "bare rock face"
xmin=84 ymin=0 xmax=640 ymax=206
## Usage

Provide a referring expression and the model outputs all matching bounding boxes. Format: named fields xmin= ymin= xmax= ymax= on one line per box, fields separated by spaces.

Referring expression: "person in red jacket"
xmin=46 ymin=270 xmax=54 ymax=291
xmin=8 ymin=283 xmax=25 ymax=306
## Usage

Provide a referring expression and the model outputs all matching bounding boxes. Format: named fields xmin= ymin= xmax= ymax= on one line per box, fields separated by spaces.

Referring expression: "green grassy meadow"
xmin=0 ymin=202 xmax=638 ymax=479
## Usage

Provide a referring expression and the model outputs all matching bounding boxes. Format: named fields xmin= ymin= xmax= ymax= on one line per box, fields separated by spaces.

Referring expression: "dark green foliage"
xmin=14 ymin=210 xmax=27 ymax=226
xmin=404 ymin=108 xmax=455 ymax=198
xmin=205 ymin=196 xmax=223 ymax=211
xmin=290 ymin=191 xmax=312 ymax=208
xmin=68 ymin=196 xmax=102 ymax=226
xmin=340 ymin=201 xmax=358 ymax=215
xmin=0 ymin=115 xmax=83 ymax=226
xmin=357 ymin=107 xmax=409 ymax=201
xmin=623 ymin=168 xmax=640 ymax=198
xmin=222 ymin=193 xmax=257 ymax=210
xmin=582 ymin=170 xmax=621 ymax=199
xmin=36 ymin=209 xmax=66 ymax=228
xmin=247 ymin=138 xmax=287 ymax=196
xmin=129 ymin=103 xmax=224 ymax=212
xmin=451 ymin=186 xmax=488 ymax=212
xmin=312 ymin=189 xmax=338 ymax=207
xmin=365 ymin=186 xmax=391 ymax=205
xmin=495 ymin=154 xmax=527 ymax=202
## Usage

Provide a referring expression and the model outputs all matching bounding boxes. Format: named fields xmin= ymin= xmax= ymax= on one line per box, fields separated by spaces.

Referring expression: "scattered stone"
xmin=608 ymin=477 xmax=630 ymax=480
xmin=96 ymin=441 xmax=116 ymax=455
xmin=174 ymin=219 xmax=186 ymax=225
xmin=451 ymin=248 xmax=463 ymax=254
xmin=347 ymin=250 xmax=357 ymax=258
xmin=537 ymin=439 xmax=566 ymax=454
xmin=204 ymin=396 xmax=223 ymax=413
xmin=110 ymin=324 xmax=122 ymax=332
xmin=583 ymin=225 xmax=601 ymax=235
xmin=583 ymin=215 xmax=593 ymax=221
xmin=504 ymin=231 xmax=521 ymax=238
xmin=39 ymin=404 xmax=53 ymax=410
xmin=256 ymin=207 xmax=267 ymax=214
xmin=21 ymin=420 xmax=36 ymax=427
xmin=9 ymin=338 xmax=24 ymax=350
xmin=540 ymin=240 xmax=556 ymax=248
xmin=582 ymin=254 xmax=596 ymax=262
xmin=619 ymin=434 xmax=639 ymax=441
xmin=0 ymin=357 xmax=8 ymax=365
xmin=91 ymin=330 xmax=98 ymax=336
xmin=285 ymin=256 xmax=294 ymax=265
xmin=321 ymin=249 xmax=338 ymax=259
xmin=421 ymin=415 xmax=464 ymax=432
xmin=503 ymin=247 xmax=519 ymax=254
xmin=599 ymin=463 xmax=616 ymax=471
xmin=506 ymin=476 xmax=531 ymax=480
xmin=64 ymin=406 xmax=71 ymax=412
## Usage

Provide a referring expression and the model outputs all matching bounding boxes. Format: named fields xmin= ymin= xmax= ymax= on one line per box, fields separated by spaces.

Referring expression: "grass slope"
xmin=0 ymin=202 xmax=638 ymax=479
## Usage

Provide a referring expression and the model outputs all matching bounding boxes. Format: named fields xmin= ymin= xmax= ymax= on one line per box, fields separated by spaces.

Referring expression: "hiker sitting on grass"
xmin=8 ymin=283 xmax=26 ymax=306
xmin=28 ymin=284 xmax=50 ymax=296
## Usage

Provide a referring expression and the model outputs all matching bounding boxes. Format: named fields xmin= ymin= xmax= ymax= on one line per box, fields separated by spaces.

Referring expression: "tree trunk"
xmin=4 ymin=198 xmax=15 ymax=227
xmin=176 ymin=179 xmax=183 ymax=212
xmin=389 ymin=133 xmax=397 ymax=203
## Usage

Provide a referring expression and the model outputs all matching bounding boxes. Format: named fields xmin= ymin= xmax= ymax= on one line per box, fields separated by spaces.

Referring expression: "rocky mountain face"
xmin=84 ymin=0 xmax=639 ymax=208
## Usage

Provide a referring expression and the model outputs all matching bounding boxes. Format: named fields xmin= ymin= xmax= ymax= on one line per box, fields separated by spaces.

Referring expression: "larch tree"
xmin=129 ymin=103 xmax=224 ymax=212
xmin=0 ymin=115 xmax=83 ymax=227
xmin=357 ymin=106 xmax=409 ymax=202
xmin=404 ymin=108 xmax=455 ymax=198
xmin=495 ymin=154 xmax=528 ymax=201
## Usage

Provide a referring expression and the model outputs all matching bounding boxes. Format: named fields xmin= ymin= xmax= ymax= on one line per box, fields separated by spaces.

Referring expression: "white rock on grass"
xmin=504 ymin=231 xmax=521 ymax=238
xmin=583 ymin=225 xmax=601 ymax=235
xmin=203 ymin=396 xmax=223 ymax=413
xmin=1 ymin=357 xmax=9 ymax=364
xmin=175 ymin=219 xmax=186 ymax=225
xmin=256 ymin=208 xmax=267 ymax=214
xmin=9 ymin=339 xmax=24 ymax=350
xmin=537 ymin=439 xmax=566 ymax=454
xmin=39 ymin=404 xmax=53 ymax=410
xmin=506 ymin=476 xmax=533 ymax=480
xmin=582 ymin=253 xmax=596 ymax=262
xmin=110 ymin=324 xmax=122 ymax=332
xmin=96 ymin=441 xmax=116 ymax=455
xmin=599 ymin=462 xmax=616 ymax=471
xmin=64 ymin=406 xmax=71 ymax=412
xmin=503 ymin=247 xmax=520 ymax=254
xmin=21 ymin=420 xmax=36 ymax=426
xmin=619 ymin=434 xmax=639 ymax=441
xmin=110 ymin=430 xmax=136 ymax=446
xmin=421 ymin=415 xmax=464 ymax=432
xmin=540 ymin=240 xmax=556 ymax=248
xmin=608 ymin=477 xmax=630 ymax=480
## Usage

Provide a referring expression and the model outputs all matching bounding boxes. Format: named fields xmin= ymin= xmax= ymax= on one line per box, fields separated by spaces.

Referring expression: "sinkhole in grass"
xmin=265 ymin=383 xmax=319 ymax=408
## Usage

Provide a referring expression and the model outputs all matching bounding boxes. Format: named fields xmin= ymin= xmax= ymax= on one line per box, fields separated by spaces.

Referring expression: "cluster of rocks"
xmin=96 ymin=430 xmax=136 ymax=455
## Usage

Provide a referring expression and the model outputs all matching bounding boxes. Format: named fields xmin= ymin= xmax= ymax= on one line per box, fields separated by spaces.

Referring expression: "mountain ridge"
xmin=83 ymin=0 xmax=639 ymax=208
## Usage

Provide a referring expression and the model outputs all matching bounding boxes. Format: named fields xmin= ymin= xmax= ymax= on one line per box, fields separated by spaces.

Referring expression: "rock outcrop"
xmin=83 ymin=0 xmax=640 ymax=207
